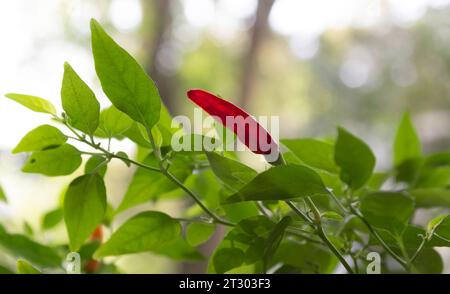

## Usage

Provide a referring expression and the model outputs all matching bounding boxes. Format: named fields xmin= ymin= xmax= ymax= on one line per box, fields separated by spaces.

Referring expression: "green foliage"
xmin=41 ymin=208 xmax=63 ymax=231
xmin=61 ymin=62 xmax=100 ymax=135
xmin=223 ymin=164 xmax=328 ymax=203
xmin=186 ymin=223 xmax=215 ymax=246
xmin=394 ymin=113 xmax=422 ymax=166
xmin=64 ymin=174 xmax=107 ymax=251
xmin=85 ymin=155 xmax=108 ymax=177
xmin=22 ymin=144 xmax=82 ymax=176
xmin=116 ymin=154 xmax=192 ymax=213
xmin=282 ymin=138 xmax=338 ymax=173
xmin=96 ymin=105 xmax=133 ymax=138
xmin=17 ymin=259 xmax=41 ymax=274
xmin=13 ymin=124 xmax=67 ymax=154
xmin=360 ymin=192 xmax=414 ymax=235
xmin=4 ymin=93 xmax=56 ymax=115
xmin=0 ymin=185 xmax=7 ymax=203
xmin=95 ymin=211 xmax=187 ymax=258
xmin=0 ymin=225 xmax=60 ymax=268
xmin=334 ymin=127 xmax=375 ymax=189
xmin=90 ymin=19 xmax=161 ymax=130
xmin=2 ymin=18 xmax=450 ymax=274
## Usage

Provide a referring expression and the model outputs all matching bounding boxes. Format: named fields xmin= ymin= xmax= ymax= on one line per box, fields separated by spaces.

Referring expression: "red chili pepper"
xmin=84 ymin=226 xmax=103 ymax=273
xmin=89 ymin=225 xmax=103 ymax=242
xmin=187 ymin=89 xmax=279 ymax=162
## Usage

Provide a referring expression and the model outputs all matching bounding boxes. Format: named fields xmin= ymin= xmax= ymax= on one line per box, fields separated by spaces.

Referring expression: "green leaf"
xmin=22 ymin=144 xmax=82 ymax=176
xmin=116 ymin=154 xmax=192 ymax=213
xmin=206 ymin=152 xmax=257 ymax=190
xmin=208 ymin=216 xmax=277 ymax=273
xmin=415 ymin=167 xmax=450 ymax=188
xmin=410 ymin=189 xmax=450 ymax=208
xmin=425 ymin=152 xmax=450 ymax=167
xmin=95 ymin=211 xmax=180 ymax=258
xmin=0 ymin=265 xmax=14 ymax=274
xmin=95 ymin=105 xmax=133 ymax=138
xmin=84 ymin=155 xmax=108 ymax=177
xmin=272 ymin=241 xmax=337 ymax=274
xmin=0 ymin=224 xmax=61 ymax=268
xmin=395 ymin=158 xmax=424 ymax=184
xmin=213 ymin=248 xmax=245 ymax=274
xmin=13 ymin=124 xmax=67 ymax=153
xmin=90 ymin=19 xmax=161 ymax=129
xmin=394 ymin=112 xmax=422 ymax=166
xmin=61 ymin=62 xmax=100 ymax=135
xmin=413 ymin=248 xmax=443 ymax=274
xmin=17 ymin=259 xmax=41 ymax=274
xmin=223 ymin=164 xmax=328 ymax=204
xmin=360 ymin=191 xmax=414 ymax=235
xmin=427 ymin=215 xmax=448 ymax=237
xmin=186 ymin=223 xmax=215 ymax=246
xmin=282 ymin=138 xmax=338 ymax=173
xmin=263 ymin=216 xmax=291 ymax=269
xmin=154 ymin=239 xmax=203 ymax=261
xmin=432 ymin=215 xmax=450 ymax=241
xmin=321 ymin=211 xmax=344 ymax=221
xmin=122 ymin=122 xmax=152 ymax=148
xmin=64 ymin=174 xmax=107 ymax=251
xmin=23 ymin=222 xmax=33 ymax=236
xmin=0 ymin=184 xmax=7 ymax=203
xmin=41 ymin=208 xmax=63 ymax=230
xmin=4 ymin=93 xmax=56 ymax=115
xmin=334 ymin=127 xmax=375 ymax=189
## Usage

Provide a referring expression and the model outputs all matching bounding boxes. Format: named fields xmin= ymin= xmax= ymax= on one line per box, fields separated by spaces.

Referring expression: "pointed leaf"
xmin=5 ymin=93 xmax=56 ymax=115
xmin=64 ymin=174 xmax=107 ymax=251
xmin=95 ymin=105 xmax=133 ymax=138
xmin=223 ymin=164 xmax=328 ymax=204
xmin=90 ymin=19 xmax=160 ymax=129
xmin=394 ymin=112 xmax=422 ymax=166
xmin=360 ymin=191 xmax=414 ymax=235
xmin=263 ymin=216 xmax=291 ymax=269
xmin=334 ymin=127 xmax=375 ymax=189
xmin=13 ymin=124 xmax=67 ymax=153
xmin=22 ymin=144 xmax=82 ymax=176
xmin=41 ymin=208 xmax=63 ymax=230
xmin=206 ymin=151 xmax=257 ymax=190
xmin=186 ymin=223 xmax=215 ymax=246
xmin=61 ymin=62 xmax=100 ymax=135
xmin=95 ymin=211 xmax=180 ymax=258
xmin=17 ymin=259 xmax=41 ymax=274
xmin=282 ymin=138 xmax=338 ymax=173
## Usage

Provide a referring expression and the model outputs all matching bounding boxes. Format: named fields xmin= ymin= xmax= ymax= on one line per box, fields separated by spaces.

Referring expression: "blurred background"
xmin=0 ymin=0 xmax=449 ymax=273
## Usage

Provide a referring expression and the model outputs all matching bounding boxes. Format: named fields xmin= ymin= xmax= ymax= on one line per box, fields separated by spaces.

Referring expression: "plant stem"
xmin=410 ymin=237 xmax=427 ymax=263
xmin=60 ymin=116 xmax=232 ymax=226
xmin=305 ymin=197 xmax=355 ymax=274
xmin=285 ymin=200 xmax=313 ymax=224
xmin=349 ymin=205 xmax=408 ymax=269
xmin=328 ymin=189 xmax=349 ymax=214
xmin=144 ymin=126 xmax=235 ymax=227
xmin=271 ymin=153 xmax=354 ymax=273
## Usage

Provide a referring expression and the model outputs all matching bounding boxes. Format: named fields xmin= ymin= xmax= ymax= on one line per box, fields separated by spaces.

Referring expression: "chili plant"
xmin=1 ymin=19 xmax=450 ymax=274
